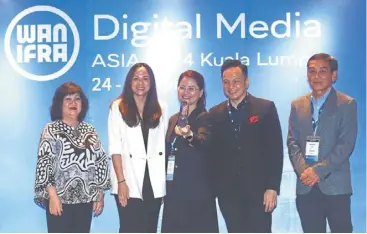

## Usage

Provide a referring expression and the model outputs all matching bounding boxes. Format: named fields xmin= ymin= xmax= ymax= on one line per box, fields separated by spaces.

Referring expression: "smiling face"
xmin=131 ymin=66 xmax=151 ymax=98
xmin=307 ymin=59 xmax=337 ymax=94
xmin=222 ymin=66 xmax=249 ymax=104
xmin=62 ymin=93 xmax=82 ymax=121
xmin=177 ymin=76 xmax=203 ymax=107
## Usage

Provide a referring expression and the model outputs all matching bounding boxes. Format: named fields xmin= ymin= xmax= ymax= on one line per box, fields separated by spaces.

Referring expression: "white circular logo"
xmin=4 ymin=5 xmax=80 ymax=81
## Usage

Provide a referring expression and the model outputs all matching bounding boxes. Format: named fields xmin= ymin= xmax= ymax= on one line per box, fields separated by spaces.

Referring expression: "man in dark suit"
xmin=208 ymin=59 xmax=284 ymax=232
xmin=287 ymin=53 xmax=358 ymax=233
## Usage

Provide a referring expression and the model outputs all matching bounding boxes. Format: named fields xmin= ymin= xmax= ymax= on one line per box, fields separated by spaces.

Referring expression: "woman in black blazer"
xmin=161 ymin=70 xmax=218 ymax=233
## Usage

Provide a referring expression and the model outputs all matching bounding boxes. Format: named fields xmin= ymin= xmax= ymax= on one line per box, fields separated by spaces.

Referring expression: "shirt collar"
xmin=311 ymin=87 xmax=332 ymax=106
xmin=229 ymin=93 xmax=248 ymax=111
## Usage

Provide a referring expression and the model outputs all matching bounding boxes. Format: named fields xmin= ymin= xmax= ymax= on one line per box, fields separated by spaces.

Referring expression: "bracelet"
xmin=118 ymin=179 xmax=126 ymax=184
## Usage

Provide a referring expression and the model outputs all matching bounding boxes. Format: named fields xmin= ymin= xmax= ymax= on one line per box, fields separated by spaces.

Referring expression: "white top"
xmin=108 ymin=99 xmax=168 ymax=199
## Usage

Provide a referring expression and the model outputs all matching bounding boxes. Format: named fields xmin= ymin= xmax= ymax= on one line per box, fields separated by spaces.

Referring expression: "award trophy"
xmin=177 ymin=101 xmax=189 ymax=133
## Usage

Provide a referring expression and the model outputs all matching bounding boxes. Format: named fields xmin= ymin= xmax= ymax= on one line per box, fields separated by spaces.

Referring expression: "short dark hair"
xmin=50 ymin=82 xmax=89 ymax=121
xmin=116 ymin=63 xmax=162 ymax=129
xmin=221 ymin=59 xmax=248 ymax=78
xmin=177 ymin=70 xmax=207 ymax=109
xmin=307 ymin=53 xmax=338 ymax=72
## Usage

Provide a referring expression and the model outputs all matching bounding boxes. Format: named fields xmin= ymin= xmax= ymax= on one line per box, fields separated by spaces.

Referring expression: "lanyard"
xmin=311 ymin=102 xmax=324 ymax=136
xmin=310 ymin=90 xmax=332 ymax=136
xmin=170 ymin=136 xmax=177 ymax=153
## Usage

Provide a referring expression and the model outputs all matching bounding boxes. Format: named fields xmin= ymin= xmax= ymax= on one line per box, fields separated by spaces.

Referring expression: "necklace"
xmin=72 ymin=122 xmax=81 ymax=138
xmin=73 ymin=128 xmax=81 ymax=138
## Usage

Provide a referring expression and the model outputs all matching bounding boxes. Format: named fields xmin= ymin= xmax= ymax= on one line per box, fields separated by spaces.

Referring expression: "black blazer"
xmin=208 ymin=94 xmax=283 ymax=198
xmin=165 ymin=106 xmax=215 ymax=201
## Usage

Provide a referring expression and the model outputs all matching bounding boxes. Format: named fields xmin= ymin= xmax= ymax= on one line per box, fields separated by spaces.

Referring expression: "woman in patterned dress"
xmin=34 ymin=82 xmax=110 ymax=233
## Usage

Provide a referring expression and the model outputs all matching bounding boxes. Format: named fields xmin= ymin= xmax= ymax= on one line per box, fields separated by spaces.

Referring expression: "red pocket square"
xmin=249 ymin=115 xmax=259 ymax=124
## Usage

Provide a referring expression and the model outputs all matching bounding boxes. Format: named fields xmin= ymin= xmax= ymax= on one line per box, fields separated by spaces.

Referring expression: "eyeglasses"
xmin=178 ymin=86 xmax=199 ymax=93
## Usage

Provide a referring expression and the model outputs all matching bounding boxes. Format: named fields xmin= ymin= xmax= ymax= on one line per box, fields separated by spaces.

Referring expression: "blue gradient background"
xmin=0 ymin=0 xmax=365 ymax=232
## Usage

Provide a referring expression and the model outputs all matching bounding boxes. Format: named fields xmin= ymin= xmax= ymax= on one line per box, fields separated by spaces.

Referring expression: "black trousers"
xmin=115 ymin=165 xmax=162 ymax=233
xmin=161 ymin=198 xmax=219 ymax=233
xmin=218 ymin=195 xmax=271 ymax=233
xmin=296 ymin=186 xmax=352 ymax=233
xmin=46 ymin=201 xmax=93 ymax=233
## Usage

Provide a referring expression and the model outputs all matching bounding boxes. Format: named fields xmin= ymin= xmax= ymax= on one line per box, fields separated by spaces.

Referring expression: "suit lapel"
xmin=240 ymin=94 xmax=252 ymax=132
xmin=218 ymin=102 xmax=230 ymax=123
xmin=317 ymin=88 xmax=337 ymax=134
xmin=128 ymin=124 xmax=147 ymax=158
xmin=303 ymin=94 xmax=314 ymax=136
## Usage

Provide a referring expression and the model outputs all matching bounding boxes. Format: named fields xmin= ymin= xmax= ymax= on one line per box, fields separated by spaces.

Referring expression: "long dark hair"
xmin=50 ymin=82 xmax=88 ymax=121
xmin=177 ymin=70 xmax=206 ymax=109
xmin=115 ymin=63 xmax=161 ymax=128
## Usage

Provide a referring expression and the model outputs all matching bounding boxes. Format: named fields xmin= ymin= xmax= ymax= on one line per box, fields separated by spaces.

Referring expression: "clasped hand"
xmin=300 ymin=167 xmax=320 ymax=186
xmin=174 ymin=125 xmax=191 ymax=137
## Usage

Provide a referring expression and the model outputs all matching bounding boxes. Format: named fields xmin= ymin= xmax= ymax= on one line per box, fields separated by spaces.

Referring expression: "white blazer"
xmin=108 ymin=99 xmax=168 ymax=199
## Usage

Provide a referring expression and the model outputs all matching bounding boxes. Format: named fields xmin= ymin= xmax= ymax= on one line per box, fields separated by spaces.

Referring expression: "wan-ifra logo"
xmin=4 ymin=5 xmax=80 ymax=81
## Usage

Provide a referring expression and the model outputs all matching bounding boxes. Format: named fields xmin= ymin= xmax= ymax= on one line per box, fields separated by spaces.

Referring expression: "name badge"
xmin=305 ymin=136 xmax=320 ymax=164
xmin=166 ymin=154 xmax=175 ymax=181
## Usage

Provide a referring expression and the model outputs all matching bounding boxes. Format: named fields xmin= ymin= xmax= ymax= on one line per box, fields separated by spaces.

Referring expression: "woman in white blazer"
xmin=108 ymin=63 xmax=167 ymax=233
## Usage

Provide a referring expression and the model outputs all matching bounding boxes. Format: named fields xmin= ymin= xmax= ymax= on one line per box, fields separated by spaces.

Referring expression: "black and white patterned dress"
xmin=34 ymin=120 xmax=110 ymax=208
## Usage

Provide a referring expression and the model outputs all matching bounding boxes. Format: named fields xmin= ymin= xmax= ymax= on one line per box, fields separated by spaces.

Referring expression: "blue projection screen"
xmin=0 ymin=0 xmax=365 ymax=232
